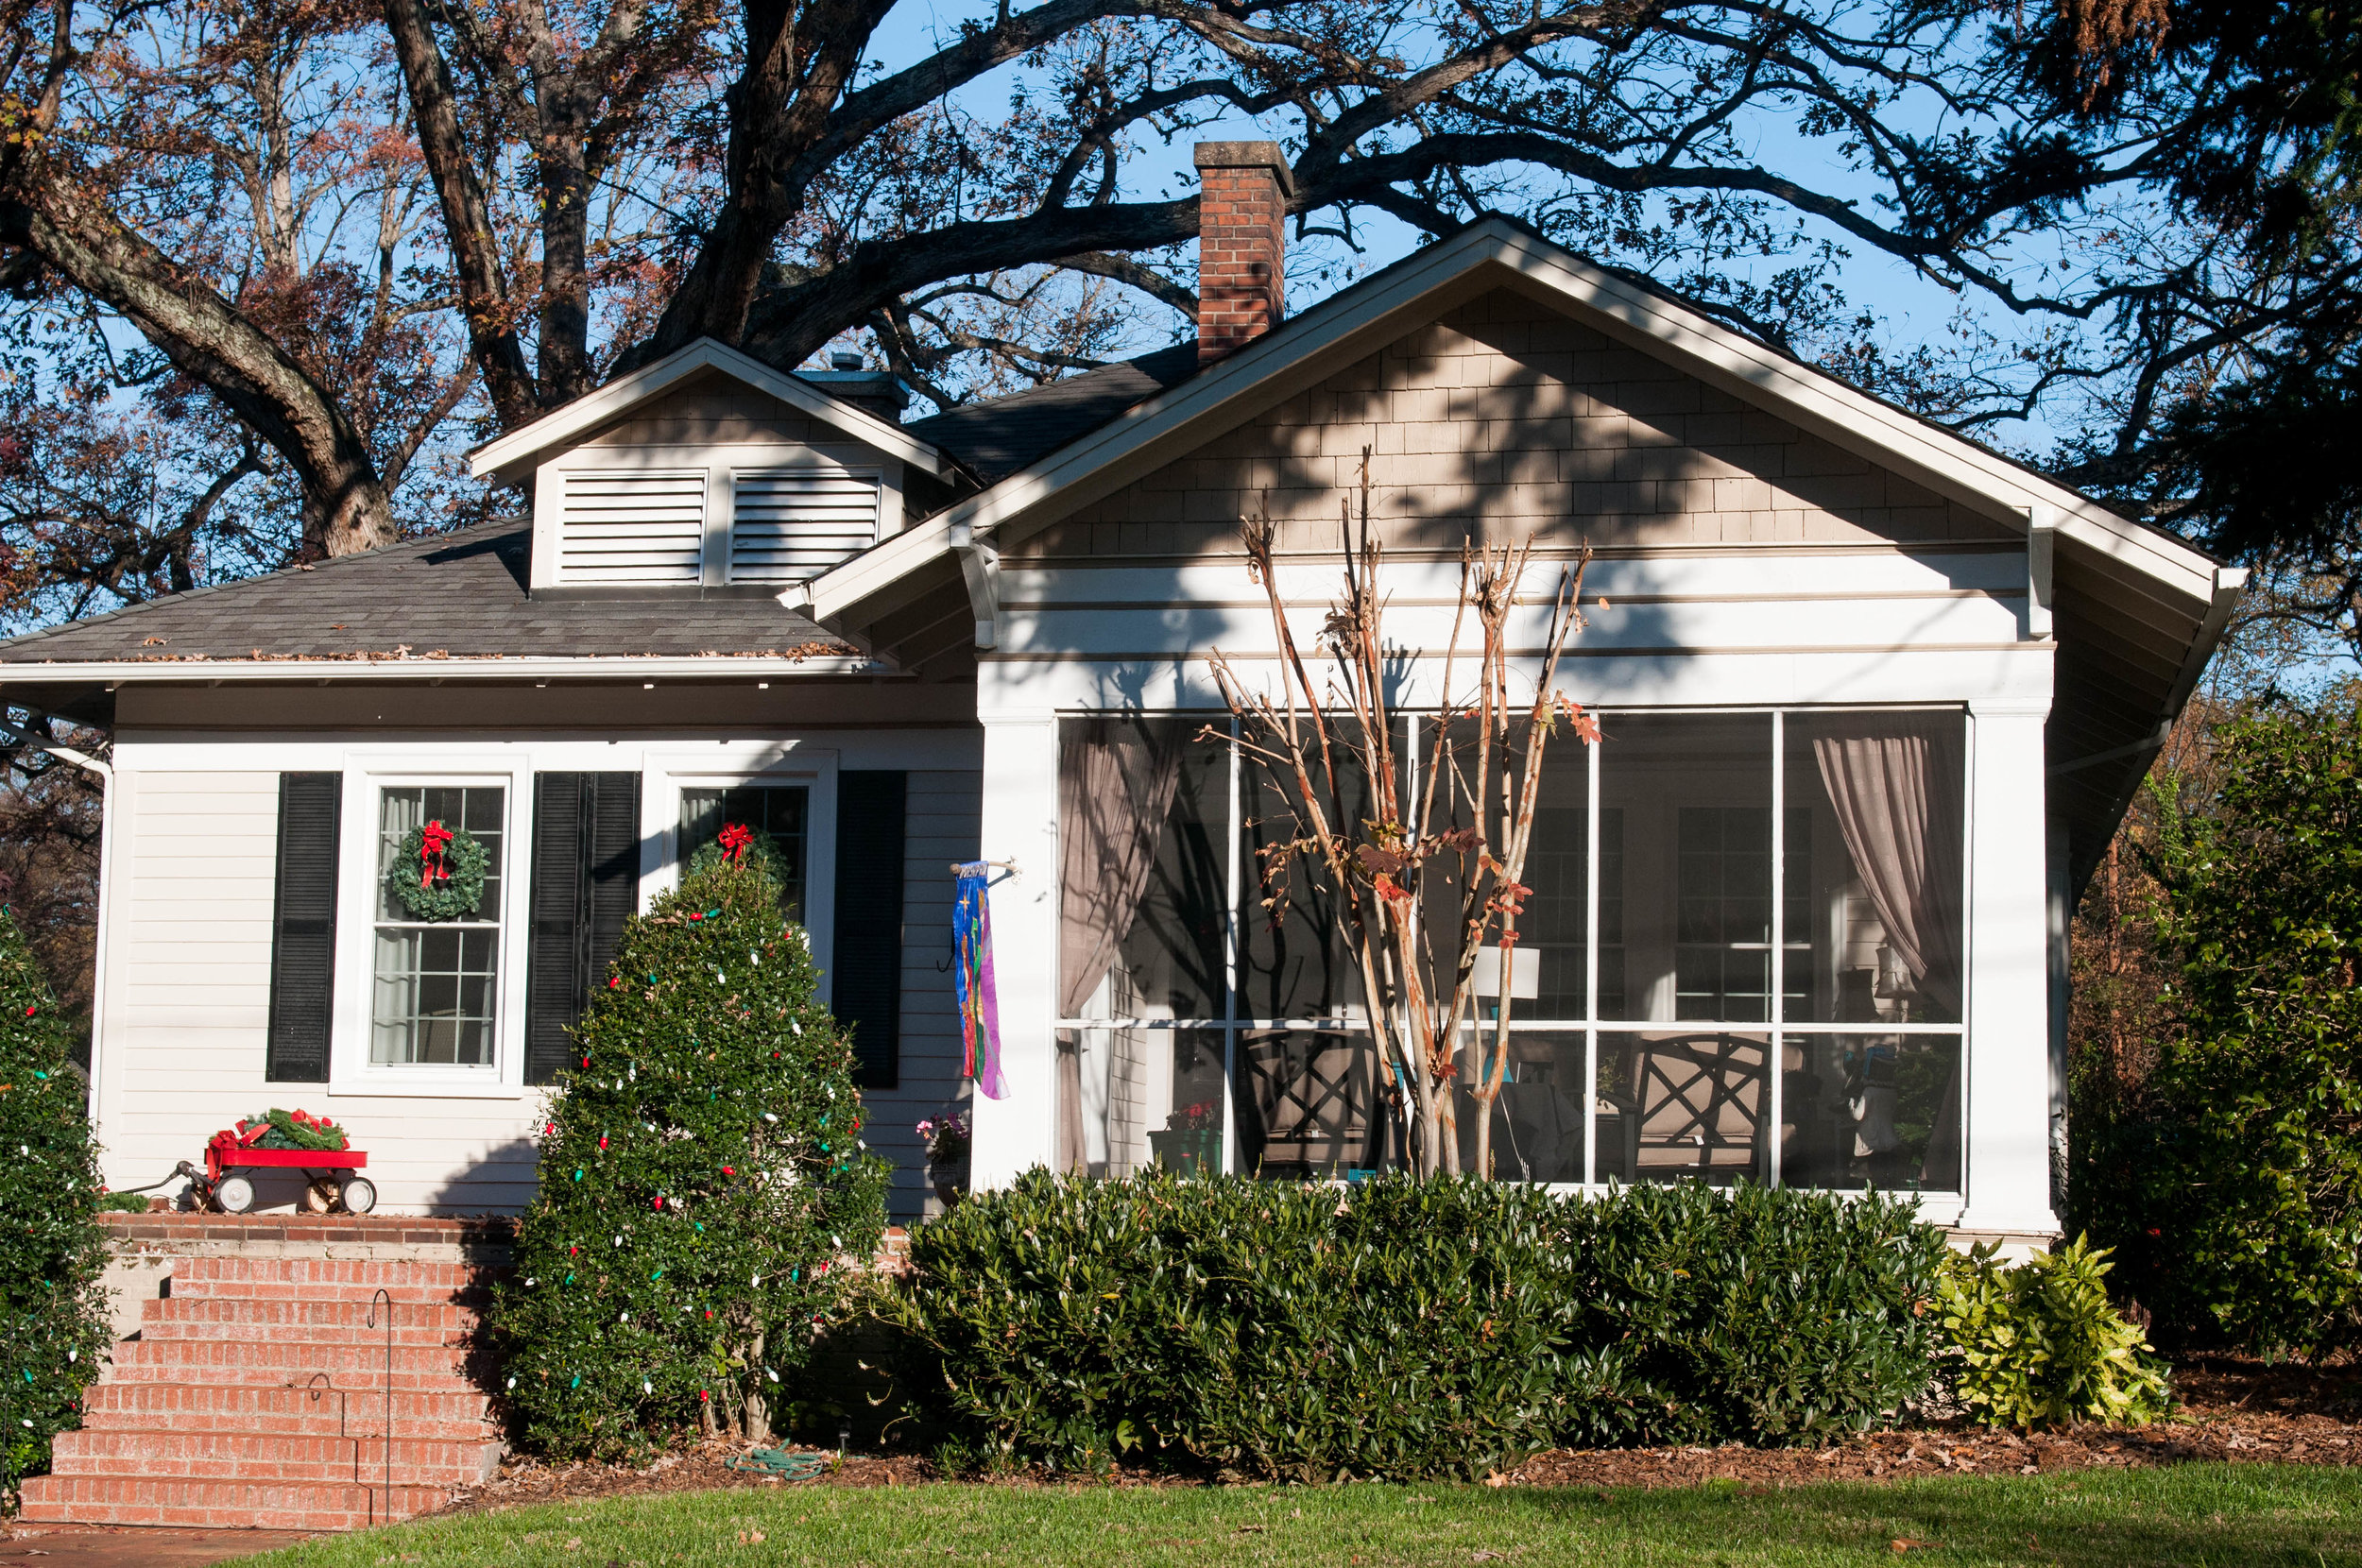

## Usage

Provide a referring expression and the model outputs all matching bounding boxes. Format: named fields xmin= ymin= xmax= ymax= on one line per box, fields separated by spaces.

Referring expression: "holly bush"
xmin=0 ymin=908 xmax=111 ymax=1499
xmin=2072 ymin=702 xmax=2362 ymax=1355
xmin=488 ymin=834 xmax=891 ymax=1457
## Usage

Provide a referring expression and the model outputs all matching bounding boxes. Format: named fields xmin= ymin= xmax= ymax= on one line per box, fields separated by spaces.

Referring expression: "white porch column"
xmin=1957 ymin=695 xmax=2063 ymax=1236
xmin=967 ymin=708 xmax=1061 ymax=1188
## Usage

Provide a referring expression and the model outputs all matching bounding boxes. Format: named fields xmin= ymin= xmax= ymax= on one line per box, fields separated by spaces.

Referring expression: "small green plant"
xmin=1937 ymin=1235 xmax=2170 ymax=1428
xmin=94 ymin=1191 xmax=154 ymax=1214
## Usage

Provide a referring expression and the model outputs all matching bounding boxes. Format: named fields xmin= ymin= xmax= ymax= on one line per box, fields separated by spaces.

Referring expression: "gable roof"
xmin=469 ymin=338 xmax=955 ymax=485
xmin=0 ymin=520 xmax=860 ymax=676
xmin=798 ymin=216 xmax=2230 ymax=625
xmin=908 ymin=344 xmax=1201 ymax=484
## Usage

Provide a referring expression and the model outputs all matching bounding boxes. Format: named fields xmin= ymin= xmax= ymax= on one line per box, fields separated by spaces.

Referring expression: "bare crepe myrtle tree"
xmin=1207 ymin=452 xmax=1596 ymax=1178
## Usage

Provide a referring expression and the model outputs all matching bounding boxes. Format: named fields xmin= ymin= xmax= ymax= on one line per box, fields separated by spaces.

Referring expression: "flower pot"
xmin=929 ymin=1157 xmax=969 ymax=1209
xmin=1147 ymin=1128 xmax=1222 ymax=1175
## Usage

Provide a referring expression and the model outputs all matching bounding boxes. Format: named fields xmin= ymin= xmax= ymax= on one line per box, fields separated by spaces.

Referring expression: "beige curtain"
xmin=1055 ymin=718 xmax=1183 ymax=1171
xmin=1809 ymin=712 xmax=1964 ymax=1014
xmin=1807 ymin=711 xmax=1965 ymax=1188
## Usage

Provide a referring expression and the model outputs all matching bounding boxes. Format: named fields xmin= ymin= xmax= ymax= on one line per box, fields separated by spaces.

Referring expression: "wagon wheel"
xmin=212 ymin=1174 xmax=254 ymax=1214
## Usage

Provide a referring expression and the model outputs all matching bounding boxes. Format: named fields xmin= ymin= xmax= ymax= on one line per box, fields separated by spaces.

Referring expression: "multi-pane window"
xmin=371 ymin=786 xmax=505 ymax=1066
xmin=1672 ymin=807 xmax=1809 ymax=1022
xmin=678 ymin=785 xmax=809 ymax=920
xmin=1053 ymin=707 xmax=1968 ymax=1193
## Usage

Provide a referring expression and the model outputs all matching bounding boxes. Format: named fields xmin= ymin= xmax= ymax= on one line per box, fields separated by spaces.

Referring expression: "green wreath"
xmin=685 ymin=823 xmax=795 ymax=892
xmin=385 ymin=820 xmax=490 ymax=921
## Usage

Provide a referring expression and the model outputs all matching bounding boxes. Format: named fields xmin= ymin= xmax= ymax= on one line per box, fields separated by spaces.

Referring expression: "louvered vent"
xmin=558 ymin=470 xmax=706 ymax=583
xmin=731 ymin=469 xmax=881 ymax=583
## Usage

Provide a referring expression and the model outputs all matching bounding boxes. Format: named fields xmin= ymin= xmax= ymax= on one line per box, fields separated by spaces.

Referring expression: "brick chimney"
xmin=1194 ymin=142 xmax=1292 ymax=366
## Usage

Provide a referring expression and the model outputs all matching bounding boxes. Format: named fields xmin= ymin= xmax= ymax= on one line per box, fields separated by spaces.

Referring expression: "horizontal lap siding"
xmin=1003 ymin=287 xmax=2018 ymax=563
xmin=851 ymin=767 xmax=981 ymax=1220
xmin=100 ymin=770 xmax=545 ymax=1214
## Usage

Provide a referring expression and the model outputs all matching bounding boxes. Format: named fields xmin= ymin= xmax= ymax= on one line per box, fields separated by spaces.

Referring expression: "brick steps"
xmin=81 ymin=1380 xmax=496 ymax=1438
xmin=54 ymin=1428 xmax=499 ymax=1485
xmin=18 ymin=1474 xmax=454 ymax=1531
xmin=109 ymin=1339 xmax=476 ymax=1384
xmin=24 ymin=1236 xmax=505 ymax=1527
xmin=145 ymin=1297 xmax=479 ymax=1337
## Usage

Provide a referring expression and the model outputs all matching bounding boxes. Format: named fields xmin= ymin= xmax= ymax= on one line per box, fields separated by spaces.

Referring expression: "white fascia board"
xmin=806 ymin=217 xmax=2220 ymax=624
xmin=1476 ymin=230 xmax=2221 ymax=606
xmin=0 ymin=655 xmax=889 ymax=684
xmin=468 ymin=338 xmax=951 ymax=484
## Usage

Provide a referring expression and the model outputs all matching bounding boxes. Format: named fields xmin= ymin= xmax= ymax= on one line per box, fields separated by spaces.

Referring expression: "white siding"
xmin=855 ymin=767 xmax=983 ymax=1221
xmin=94 ymin=770 xmax=547 ymax=1215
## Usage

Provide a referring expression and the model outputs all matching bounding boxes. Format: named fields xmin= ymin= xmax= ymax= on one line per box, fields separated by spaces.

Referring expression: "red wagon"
xmin=201 ymin=1135 xmax=376 ymax=1215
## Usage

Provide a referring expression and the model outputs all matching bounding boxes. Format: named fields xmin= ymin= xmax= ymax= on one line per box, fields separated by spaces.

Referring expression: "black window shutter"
xmin=832 ymin=771 xmax=906 ymax=1089
xmin=527 ymin=772 xmax=642 ymax=1086
xmin=265 ymin=773 xmax=341 ymax=1082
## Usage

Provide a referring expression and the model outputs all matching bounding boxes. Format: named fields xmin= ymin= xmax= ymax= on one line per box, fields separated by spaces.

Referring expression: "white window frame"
xmin=329 ymin=755 xmax=533 ymax=1099
xmin=638 ymin=745 xmax=840 ymax=1007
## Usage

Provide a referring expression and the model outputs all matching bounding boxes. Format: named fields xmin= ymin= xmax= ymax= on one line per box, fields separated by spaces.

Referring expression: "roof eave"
xmin=0 ymin=654 xmax=895 ymax=684
xmin=467 ymin=338 xmax=954 ymax=484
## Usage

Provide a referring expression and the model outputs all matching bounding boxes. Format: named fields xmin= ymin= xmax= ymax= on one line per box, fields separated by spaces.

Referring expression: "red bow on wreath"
xmin=717 ymin=823 xmax=753 ymax=862
xmin=419 ymin=819 xmax=455 ymax=888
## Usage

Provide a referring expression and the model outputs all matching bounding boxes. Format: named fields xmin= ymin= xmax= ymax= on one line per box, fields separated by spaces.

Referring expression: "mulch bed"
xmin=437 ymin=1355 xmax=2362 ymax=1517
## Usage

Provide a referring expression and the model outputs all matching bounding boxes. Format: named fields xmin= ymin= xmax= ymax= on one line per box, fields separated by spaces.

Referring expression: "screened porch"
xmin=1053 ymin=707 xmax=1968 ymax=1194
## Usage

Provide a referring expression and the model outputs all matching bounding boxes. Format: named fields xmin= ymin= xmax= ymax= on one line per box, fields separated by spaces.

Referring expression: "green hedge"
xmin=881 ymin=1171 xmax=1950 ymax=1479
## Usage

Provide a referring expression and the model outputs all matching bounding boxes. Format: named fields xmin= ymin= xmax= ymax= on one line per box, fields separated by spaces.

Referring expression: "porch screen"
xmin=1051 ymin=707 xmax=1968 ymax=1194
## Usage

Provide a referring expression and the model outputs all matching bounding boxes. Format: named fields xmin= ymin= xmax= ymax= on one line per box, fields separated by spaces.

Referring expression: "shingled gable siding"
xmin=1002 ymin=286 xmax=2019 ymax=561
xmin=579 ymin=374 xmax=823 ymax=449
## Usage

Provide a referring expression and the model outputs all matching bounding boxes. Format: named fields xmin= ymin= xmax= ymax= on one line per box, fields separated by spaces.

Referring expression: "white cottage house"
xmin=0 ymin=144 xmax=2235 ymax=1241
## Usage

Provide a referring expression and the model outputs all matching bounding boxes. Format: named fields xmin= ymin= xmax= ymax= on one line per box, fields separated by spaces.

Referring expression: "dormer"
xmin=469 ymin=339 xmax=955 ymax=593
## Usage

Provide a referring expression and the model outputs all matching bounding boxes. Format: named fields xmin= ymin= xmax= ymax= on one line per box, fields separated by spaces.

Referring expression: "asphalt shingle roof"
xmin=908 ymin=343 xmax=1202 ymax=484
xmin=0 ymin=521 xmax=847 ymax=666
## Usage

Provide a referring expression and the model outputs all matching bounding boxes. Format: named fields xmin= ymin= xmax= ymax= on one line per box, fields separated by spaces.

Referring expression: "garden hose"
xmin=725 ymin=1447 xmax=830 ymax=1481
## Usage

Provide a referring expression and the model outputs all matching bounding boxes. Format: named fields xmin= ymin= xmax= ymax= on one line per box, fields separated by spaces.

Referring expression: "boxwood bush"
xmin=881 ymin=1171 xmax=1950 ymax=1479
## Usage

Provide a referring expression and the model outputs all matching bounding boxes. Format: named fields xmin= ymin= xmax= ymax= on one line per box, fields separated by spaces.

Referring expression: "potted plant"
xmin=916 ymin=1112 xmax=970 ymax=1208
xmin=1147 ymin=1100 xmax=1223 ymax=1174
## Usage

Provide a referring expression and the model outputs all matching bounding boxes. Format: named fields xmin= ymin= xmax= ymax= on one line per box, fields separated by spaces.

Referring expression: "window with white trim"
xmin=370 ymin=785 xmax=506 ymax=1066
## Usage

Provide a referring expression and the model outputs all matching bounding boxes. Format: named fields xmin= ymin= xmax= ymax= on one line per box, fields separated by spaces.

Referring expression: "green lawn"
xmin=241 ymin=1463 xmax=2362 ymax=1567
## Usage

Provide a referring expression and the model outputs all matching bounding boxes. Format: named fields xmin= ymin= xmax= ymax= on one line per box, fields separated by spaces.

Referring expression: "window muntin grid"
xmin=370 ymin=785 xmax=505 ymax=1067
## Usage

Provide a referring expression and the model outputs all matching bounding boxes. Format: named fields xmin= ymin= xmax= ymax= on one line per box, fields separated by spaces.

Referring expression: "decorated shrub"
xmin=883 ymin=1171 xmax=1950 ymax=1479
xmin=489 ymin=828 xmax=890 ymax=1457
xmin=0 ymin=909 xmax=111 ymax=1498
xmin=1938 ymin=1235 xmax=2170 ymax=1428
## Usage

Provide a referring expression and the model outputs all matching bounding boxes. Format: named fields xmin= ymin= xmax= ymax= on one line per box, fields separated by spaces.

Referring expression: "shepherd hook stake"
xmin=365 ymin=1287 xmax=393 ymax=1523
